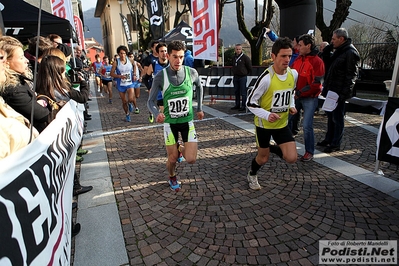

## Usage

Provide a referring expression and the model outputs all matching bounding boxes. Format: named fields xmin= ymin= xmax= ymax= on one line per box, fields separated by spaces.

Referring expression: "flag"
xmin=51 ymin=0 xmax=74 ymax=28
xmin=120 ymin=13 xmax=134 ymax=52
xmin=191 ymin=0 xmax=219 ymax=61
xmin=377 ymin=97 xmax=399 ymax=165
xmin=146 ymin=0 xmax=164 ymax=40
xmin=74 ymin=15 xmax=85 ymax=51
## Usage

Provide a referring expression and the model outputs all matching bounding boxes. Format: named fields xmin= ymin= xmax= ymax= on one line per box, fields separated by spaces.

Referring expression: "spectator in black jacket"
xmin=231 ymin=43 xmax=252 ymax=111
xmin=317 ymin=28 xmax=360 ymax=153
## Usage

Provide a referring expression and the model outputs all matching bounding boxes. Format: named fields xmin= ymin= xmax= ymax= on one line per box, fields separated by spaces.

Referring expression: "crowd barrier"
xmin=197 ymin=66 xmax=267 ymax=102
xmin=0 ymin=100 xmax=84 ymax=265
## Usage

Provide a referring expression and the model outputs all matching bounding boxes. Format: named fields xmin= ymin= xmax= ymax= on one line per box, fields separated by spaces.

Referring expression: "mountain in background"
xmin=83 ymin=8 xmax=102 ymax=45
xmin=83 ymin=0 xmax=398 ymax=48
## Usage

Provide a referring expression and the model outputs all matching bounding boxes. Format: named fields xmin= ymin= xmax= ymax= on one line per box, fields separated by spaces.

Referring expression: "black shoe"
xmin=324 ymin=145 xmax=340 ymax=153
xmin=84 ymin=116 xmax=92 ymax=121
xmin=72 ymin=223 xmax=81 ymax=237
xmin=73 ymin=185 xmax=93 ymax=196
xmin=231 ymin=106 xmax=240 ymax=110
xmin=239 ymin=108 xmax=246 ymax=111
xmin=87 ymin=98 xmax=92 ymax=101
xmin=72 ymin=202 xmax=77 ymax=209
xmin=269 ymin=144 xmax=283 ymax=159
xmin=316 ymin=140 xmax=329 ymax=147
xmin=85 ymin=114 xmax=92 ymax=118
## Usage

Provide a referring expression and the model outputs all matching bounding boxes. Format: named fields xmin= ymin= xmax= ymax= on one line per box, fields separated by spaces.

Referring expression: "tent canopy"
xmin=1 ymin=0 xmax=76 ymax=43
xmin=160 ymin=20 xmax=193 ymax=47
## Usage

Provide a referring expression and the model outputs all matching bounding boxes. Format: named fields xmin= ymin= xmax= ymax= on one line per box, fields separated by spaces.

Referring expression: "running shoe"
xmin=77 ymin=148 xmax=88 ymax=156
xmin=128 ymin=103 xmax=133 ymax=113
xmin=134 ymin=107 xmax=140 ymax=114
xmin=177 ymin=142 xmax=184 ymax=163
xmin=247 ymin=171 xmax=261 ymax=190
xmin=109 ymin=99 xmax=112 ymax=104
xmin=169 ymin=176 xmax=181 ymax=192
xmin=300 ymin=152 xmax=313 ymax=162
xmin=100 ymin=93 xmax=104 ymax=97
xmin=149 ymin=114 xmax=154 ymax=123
xmin=126 ymin=114 xmax=131 ymax=122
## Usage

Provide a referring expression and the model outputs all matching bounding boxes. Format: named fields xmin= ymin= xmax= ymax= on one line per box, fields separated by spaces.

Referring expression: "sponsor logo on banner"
xmin=191 ymin=0 xmax=219 ymax=61
xmin=0 ymin=101 xmax=83 ymax=265
xmin=197 ymin=67 xmax=266 ymax=97
xmin=4 ymin=27 xmax=24 ymax=35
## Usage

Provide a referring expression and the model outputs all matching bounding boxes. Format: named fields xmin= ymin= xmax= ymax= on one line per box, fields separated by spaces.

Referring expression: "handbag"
xmin=36 ymin=94 xmax=67 ymax=123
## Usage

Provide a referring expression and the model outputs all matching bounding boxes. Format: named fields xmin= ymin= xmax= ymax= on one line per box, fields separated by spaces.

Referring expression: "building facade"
xmin=94 ymin=0 xmax=191 ymax=57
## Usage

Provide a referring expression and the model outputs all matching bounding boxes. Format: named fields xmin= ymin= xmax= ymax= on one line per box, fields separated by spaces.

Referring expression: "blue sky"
xmin=82 ymin=0 xmax=97 ymax=11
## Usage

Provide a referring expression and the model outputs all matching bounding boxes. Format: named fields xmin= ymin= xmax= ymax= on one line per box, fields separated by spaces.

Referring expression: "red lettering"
xmin=194 ymin=13 xmax=210 ymax=35
xmin=52 ymin=0 xmax=64 ymax=11
xmin=54 ymin=7 xmax=67 ymax=19
xmin=192 ymin=0 xmax=208 ymax=17
xmin=52 ymin=0 xmax=67 ymax=19
xmin=194 ymin=30 xmax=215 ymax=56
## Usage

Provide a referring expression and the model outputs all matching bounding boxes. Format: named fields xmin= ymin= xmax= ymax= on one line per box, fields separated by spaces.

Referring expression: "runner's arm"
xmin=190 ymin=68 xmax=203 ymax=112
xmin=147 ymin=73 xmax=163 ymax=117
xmin=246 ymin=74 xmax=272 ymax=121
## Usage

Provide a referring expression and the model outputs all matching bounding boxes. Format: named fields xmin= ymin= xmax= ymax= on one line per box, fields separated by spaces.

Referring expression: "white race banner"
xmin=191 ymin=0 xmax=219 ymax=61
xmin=0 ymin=100 xmax=84 ymax=265
xmin=51 ymin=0 xmax=75 ymax=29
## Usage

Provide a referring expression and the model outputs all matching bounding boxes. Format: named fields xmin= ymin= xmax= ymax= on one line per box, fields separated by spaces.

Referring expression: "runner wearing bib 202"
xmin=146 ymin=41 xmax=204 ymax=192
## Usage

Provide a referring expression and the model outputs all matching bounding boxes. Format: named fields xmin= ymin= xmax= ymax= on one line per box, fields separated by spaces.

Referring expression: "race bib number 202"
xmin=168 ymin=96 xmax=189 ymax=118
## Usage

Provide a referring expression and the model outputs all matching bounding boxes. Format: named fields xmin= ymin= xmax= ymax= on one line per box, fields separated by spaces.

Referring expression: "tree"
xmin=316 ymin=0 xmax=352 ymax=41
xmin=235 ymin=0 xmax=275 ymax=66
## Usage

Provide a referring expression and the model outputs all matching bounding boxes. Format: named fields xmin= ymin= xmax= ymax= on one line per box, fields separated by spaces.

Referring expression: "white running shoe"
xmin=247 ymin=171 xmax=261 ymax=190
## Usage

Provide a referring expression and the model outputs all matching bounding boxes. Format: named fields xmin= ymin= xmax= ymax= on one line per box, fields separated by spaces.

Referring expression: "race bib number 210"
xmin=270 ymin=89 xmax=291 ymax=113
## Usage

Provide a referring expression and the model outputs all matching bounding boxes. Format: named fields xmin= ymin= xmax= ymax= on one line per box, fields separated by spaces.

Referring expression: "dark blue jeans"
xmin=233 ymin=76 xmax=247 ymax=108
xmin=289 ymin=97 xmax=318 ymax=154
xmin=325 ymin=100 xmax=346 ymax=147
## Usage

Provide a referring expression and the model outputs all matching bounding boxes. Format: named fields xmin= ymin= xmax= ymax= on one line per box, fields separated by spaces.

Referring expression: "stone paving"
xmin=85 ymin=86 xmax=399 ymax=265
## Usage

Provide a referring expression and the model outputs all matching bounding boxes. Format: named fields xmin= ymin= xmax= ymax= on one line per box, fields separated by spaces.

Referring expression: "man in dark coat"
xmin=317 ymin=28 xmax=360 ymax=153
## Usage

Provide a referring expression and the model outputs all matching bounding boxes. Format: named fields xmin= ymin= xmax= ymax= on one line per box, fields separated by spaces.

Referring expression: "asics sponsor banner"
xmin=51 ymin=0 xmax=75 ymax=28
xmin=0 ymin=101 xmax=83 ymax=265
xmin=197 ymin=67 xmax=266 ymax=96
xmin=74 ymin=15 xmax=85 ymax=51
xmin=377 ymin=97 xmax=399 ymax=165
xmin=191 ymin=0 xmax=219 ymax=61
xmin=319 ymin=240 xmax=397 ymax=264
xmin=120 ymin=13 xmax=134 ymax=52
xmin=146 ymin=0 xmax=164 ymax=40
